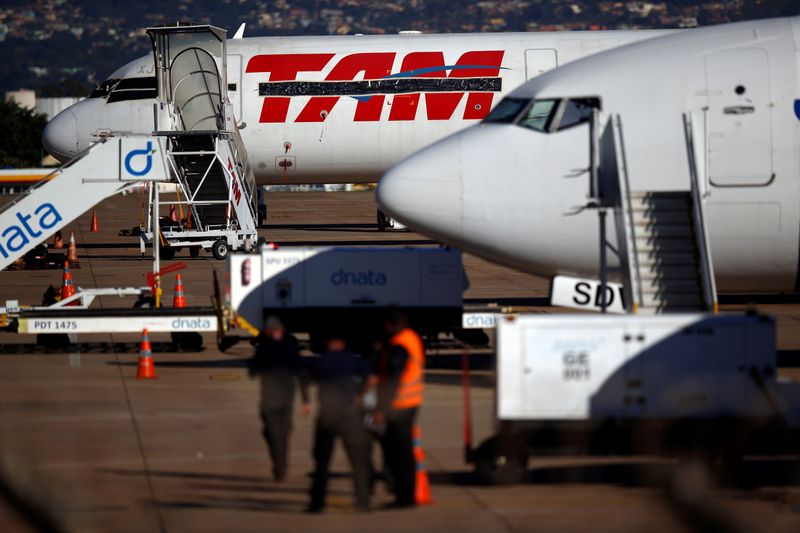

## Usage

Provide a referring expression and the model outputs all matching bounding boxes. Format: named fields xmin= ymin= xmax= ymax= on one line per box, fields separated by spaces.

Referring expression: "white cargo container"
xmin=474 ymin=313 xmax=800 ymax=484
xmin=228 ymin=246 xmax=465 ymax=338
xmin=496 ymin=313 xmax=791 ymax=421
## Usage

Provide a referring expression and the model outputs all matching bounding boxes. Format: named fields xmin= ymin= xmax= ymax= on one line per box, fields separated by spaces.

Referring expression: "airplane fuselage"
xmin=377 ymin=17 xmax=800 ymax=293
xmin=43 ymin=30 xmax=670 ymax=185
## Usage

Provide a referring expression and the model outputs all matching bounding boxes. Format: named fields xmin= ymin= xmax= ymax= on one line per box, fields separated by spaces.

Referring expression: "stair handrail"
xmin=217 ymin=137 xmax=258 ymax=228
xmin=683 ymin=113 xmax=718 ymax=314
xmin=592 ymin=110 xmax=630 ymax=313
xmin=227 ymin=137 xmax=258 ymax=221
xmin=611 ymin=115 xmax=644 ymax=313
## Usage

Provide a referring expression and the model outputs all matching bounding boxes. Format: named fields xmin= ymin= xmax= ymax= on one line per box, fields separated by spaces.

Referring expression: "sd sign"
xmin=550 ymin=275 xmax=626 ymax=314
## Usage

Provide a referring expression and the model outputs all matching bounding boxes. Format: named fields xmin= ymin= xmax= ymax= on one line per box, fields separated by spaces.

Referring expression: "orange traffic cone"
xmin=169 ymin=205 xmax=178 ymax=222
xmin=90 ymin=211 xmax=99 ymax=232
xmin=172 ymin=274 xmax=186 ymax=308
xmin=137 ymin=328 xmax=158 ymax=379
xmin=52 ymin=231 xmax=64 ymax=249
xmin=67 ymin=232 xmax=78 ymax=263
xmin=412 ymin=425 xmax=433 ymax=505
xmin=60 ymin=260 xmax=77 ymax=305
xmin=186 ymin=209 xmax=193 ymax=230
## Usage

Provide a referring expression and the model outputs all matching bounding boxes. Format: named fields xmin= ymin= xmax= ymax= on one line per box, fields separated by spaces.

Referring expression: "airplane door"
xmin=705 ymin=49 xmax=774 ymax=187
xmin=524 ymin=49 xmax=558 ymax=80
xmin=227 ymin=54 xmax=243 ymax=122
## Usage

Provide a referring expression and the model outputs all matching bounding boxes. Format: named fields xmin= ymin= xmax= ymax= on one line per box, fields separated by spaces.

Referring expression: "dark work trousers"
xmin=261 ymin=404 xmax=293 ymax=480
xmin=383 ymin=407 xmax=418 ymax=506
xmin=310 ymin=408 xmax=372 ymax=511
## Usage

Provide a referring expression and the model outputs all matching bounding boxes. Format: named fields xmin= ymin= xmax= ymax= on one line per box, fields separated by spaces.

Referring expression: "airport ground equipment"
xmin=1 ymin=291 xmax=215 ymax=332
xmin=582 ymin=111 xmax=717 ymax=314
xmin=140 ymin=24 xmax=259 ymax=260
xmin=225 ymin=246 xmax=465 ymax=349
xmin=376 ymin=209 xmax=407 ymax=232
xmin=0 ymin=25 xmax=251 ymax=346
xmin=0 ymin=136 xmax=170 ymax=272
xmin=466 ymin=111 xmax=791 ymax=485
xmin=472 ymin=312 xmax=800 ymax=485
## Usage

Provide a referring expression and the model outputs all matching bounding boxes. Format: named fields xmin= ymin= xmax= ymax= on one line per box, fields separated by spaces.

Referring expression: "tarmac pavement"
xmin=0 ymin=191 xmax=799 ymax=532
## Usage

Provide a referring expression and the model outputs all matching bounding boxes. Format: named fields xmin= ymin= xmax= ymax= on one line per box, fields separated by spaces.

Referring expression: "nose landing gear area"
xmin=377 ymin=209 xmax=407 ymax=232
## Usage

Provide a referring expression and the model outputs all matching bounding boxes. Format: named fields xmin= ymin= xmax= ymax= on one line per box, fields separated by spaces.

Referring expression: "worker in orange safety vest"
xmin=372 ymin=311 xmax=424 ymax=508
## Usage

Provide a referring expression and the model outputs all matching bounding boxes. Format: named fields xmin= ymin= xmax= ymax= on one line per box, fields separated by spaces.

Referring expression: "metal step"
xmin=636 ymin=305 xmax=708 ymax=315
xmin=641 ymin=293 xmax=704 ymax=307
xmin=636 ymin=251 xmax=699 ymax=268
xmin=629 ymin=197 xmax=690 ymax=210
xmin=634 ymin=240 xmax=697 ymax=254
xmin=632 ymin=224 xmax=694 ymax=238
xmin=639 ymin=266 xmax=701 ymax=280
xmin=629 ymin=191 xmax=688 ymax=199
xmin=632 ymin=210 xmax=692 ymax=225
xmin=640 ymin=279 xmax=702 ymax=293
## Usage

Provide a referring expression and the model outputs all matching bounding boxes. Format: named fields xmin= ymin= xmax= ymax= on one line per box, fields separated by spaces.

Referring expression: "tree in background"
xmin=0 ymin=100 xmax=48 ymax=168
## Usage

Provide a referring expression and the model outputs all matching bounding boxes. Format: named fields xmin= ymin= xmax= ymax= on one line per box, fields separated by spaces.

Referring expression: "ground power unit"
xmin=474 ymin=313 xmax=800 ymax=484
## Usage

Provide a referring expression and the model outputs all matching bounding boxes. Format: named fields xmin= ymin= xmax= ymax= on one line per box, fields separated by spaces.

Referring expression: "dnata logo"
xmin=330 ymin=269 xmax=387 ymax=286
xmin=171 ymin=317 xmax=212 ymax=330
xmin=124 ymin=141 xmax=155 ymax=177
xmin=0 ymin=203 xmax=62 ymax=259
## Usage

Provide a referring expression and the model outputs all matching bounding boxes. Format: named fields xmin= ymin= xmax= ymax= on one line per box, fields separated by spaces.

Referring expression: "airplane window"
xmin=483 ymin=98 xmax=529 ymax=124
xmin=89 ymin=79 xmax=120 ymax=98
xmin=106 ymin=77 xmax=158 ymax=103
xmin=555 ymin=98 xmax=600 ymax=131
xmin=517 ymin=99 xmax=557 ymax=132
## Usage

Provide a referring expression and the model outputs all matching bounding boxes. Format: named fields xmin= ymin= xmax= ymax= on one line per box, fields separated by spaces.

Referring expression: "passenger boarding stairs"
xmin=0 ymin=136 xmax=170 ymax=271
xmin=147 ymin=24 xmax=258 ymax=258
xmin=594 ymin=112 xmax=717 ymax=315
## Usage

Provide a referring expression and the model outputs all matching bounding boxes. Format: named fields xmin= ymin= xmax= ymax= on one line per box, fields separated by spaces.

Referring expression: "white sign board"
xmin=118 ymin=137 xmax=169 ymax=182
xmin=550 ymin=275 xmax=626 ymax=314
xmin=19 ymin=314 xmax=216 ymax=334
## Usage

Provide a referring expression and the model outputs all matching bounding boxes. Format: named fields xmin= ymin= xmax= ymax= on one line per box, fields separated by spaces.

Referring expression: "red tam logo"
xmin=246 ymin=50 xmax=505 ymax=124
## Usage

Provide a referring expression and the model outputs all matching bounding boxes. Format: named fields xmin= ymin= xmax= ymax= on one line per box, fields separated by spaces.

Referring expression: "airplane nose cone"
xmin=377 ymin=135 xmax=464 ymax=241
xmin=42 ymin=108 xmax=78 ymax=163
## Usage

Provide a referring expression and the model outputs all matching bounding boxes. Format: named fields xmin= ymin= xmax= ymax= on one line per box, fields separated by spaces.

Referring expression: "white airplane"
xmin=377 ymin=16 xmax=800 ymax=294
xmin=42 ymin=27 xmax=669 ymax=226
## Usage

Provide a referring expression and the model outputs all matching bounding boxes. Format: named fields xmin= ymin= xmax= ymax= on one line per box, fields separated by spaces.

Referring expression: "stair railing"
xmin=595 ymin=111 xmax=643 ymax=314
xmin=683 ymin=113 xmax=718 ymax=314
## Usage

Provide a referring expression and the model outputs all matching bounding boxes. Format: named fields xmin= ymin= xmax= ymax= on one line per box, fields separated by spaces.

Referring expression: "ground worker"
xmin=248 ymin=316 xmax=309 ymax=482
xmin=373 ymin=311 xmax=425 ymax=508
xmin=306 ymin=331 xmax=372 ymax=513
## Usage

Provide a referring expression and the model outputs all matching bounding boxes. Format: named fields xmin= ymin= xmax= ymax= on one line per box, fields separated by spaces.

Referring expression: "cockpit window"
xmin=515 ymin=97 xmax=601 ymax=133
xmin=89 ymin=79 xmax=119 ymax=98
xmin=518 ymin=99 xmax=558 ymax=132
xmin=106 ymin=77 xmax=157 ymax=103
xmin=483 ymin=97 xmax=529 ymax=124
xmin=556 ymin=98 xmax=600 ymax=131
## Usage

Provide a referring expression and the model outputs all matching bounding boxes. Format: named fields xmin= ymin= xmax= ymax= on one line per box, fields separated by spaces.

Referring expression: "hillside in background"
xmin=1 ymin=0 xmax=797 ymax=94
